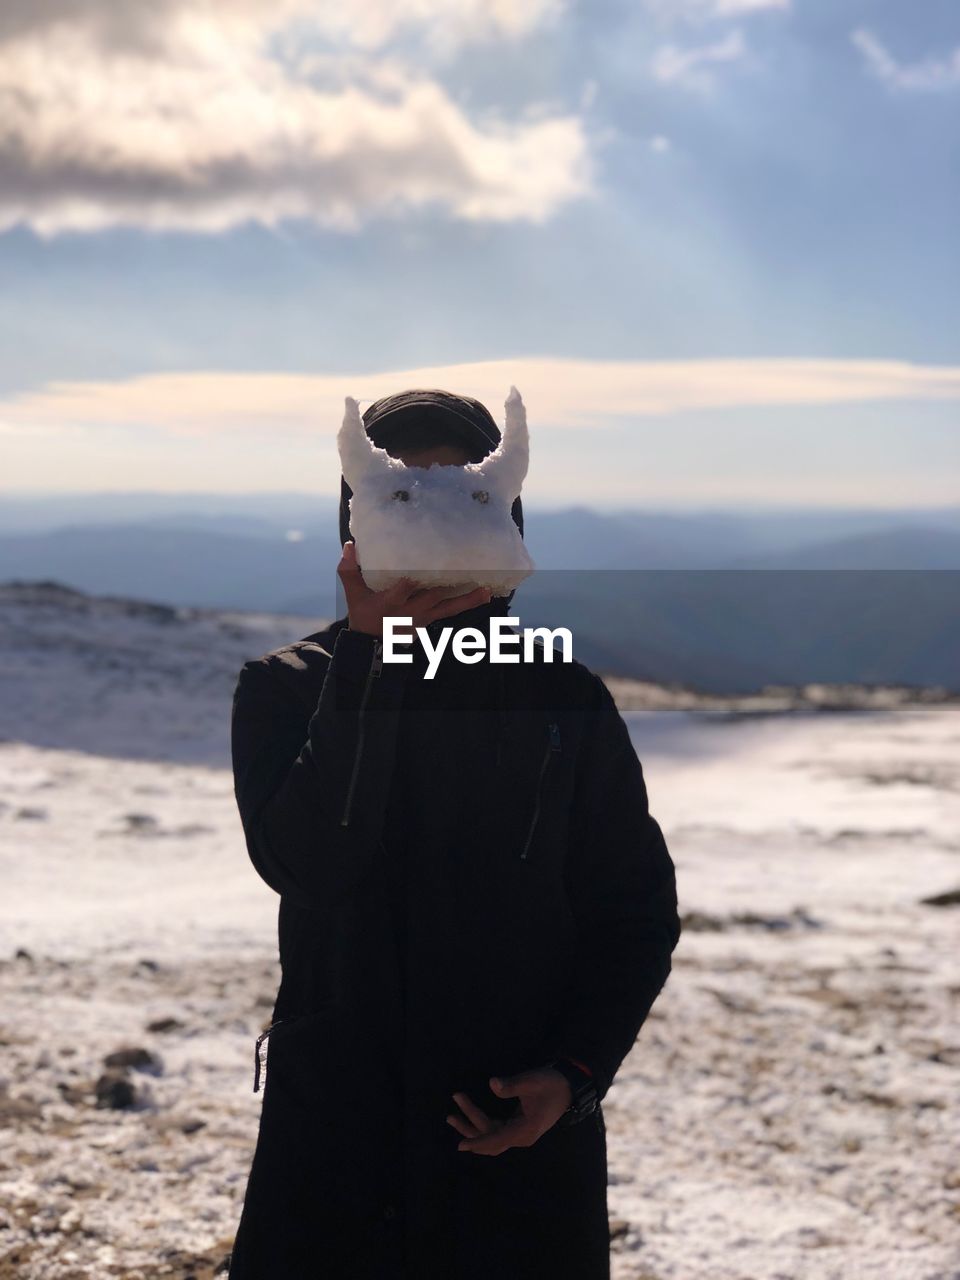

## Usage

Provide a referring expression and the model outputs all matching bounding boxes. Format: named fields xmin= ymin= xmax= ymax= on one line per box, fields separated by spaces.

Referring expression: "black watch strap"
xmin=547 ymin=1057 xmax=599 ymax=1126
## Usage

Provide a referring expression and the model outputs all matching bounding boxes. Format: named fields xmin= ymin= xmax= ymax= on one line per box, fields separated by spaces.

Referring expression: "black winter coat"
xmin=227 ymin=601 xmax=681 ymax=1280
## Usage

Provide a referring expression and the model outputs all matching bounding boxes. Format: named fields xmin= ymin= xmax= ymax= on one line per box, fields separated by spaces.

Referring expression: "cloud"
xmin=0 ymin=0 xmax=565 ymax=56
xmin=852 ymin=28 xmax=960 ymax=93
xmin=4 ymin=357 xmax=960 ymax=439
xmin=0 ymin=0 xmax=589 ymax=236
xmin=651 ymin=29 xmax=746 ymax=91
xmin=707 ymin=0 xmax=786 ymax=12
xmin=643 ymin=0 xmax=787 ymax=25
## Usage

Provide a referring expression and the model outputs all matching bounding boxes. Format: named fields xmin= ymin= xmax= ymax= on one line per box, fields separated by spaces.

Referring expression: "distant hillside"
xmin=515 ymin=569 xmax=960 ymax=692
xmin=0 ymin=491 xmax=340 ymax=534
xmin=0 ymin=523 xmax=345 ymax=616
xmin=0 ymin=510 xmax=958 ymax=624
xmin=725 ymin=525 xmax=960 ymax=570
xmin=4 ymin=491 xmax=959 ymax=546
xmin=613 ymin=504 xmax=960 ymax=552
xmin=1 ymin=498 xmax=958 ymax=694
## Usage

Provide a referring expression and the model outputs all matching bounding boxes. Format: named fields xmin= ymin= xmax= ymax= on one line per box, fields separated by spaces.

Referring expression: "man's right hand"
xmin=337 ymin=540 xmax=493 ymax=638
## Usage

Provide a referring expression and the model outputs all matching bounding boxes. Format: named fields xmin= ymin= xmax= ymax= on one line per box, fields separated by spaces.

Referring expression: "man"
xmin=227 ymin=388 xmax=682 ymax=1279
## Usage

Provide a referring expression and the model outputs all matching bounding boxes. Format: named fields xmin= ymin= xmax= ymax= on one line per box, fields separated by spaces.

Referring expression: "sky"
xmin=0 ymin=0 xmax=957 ymax=508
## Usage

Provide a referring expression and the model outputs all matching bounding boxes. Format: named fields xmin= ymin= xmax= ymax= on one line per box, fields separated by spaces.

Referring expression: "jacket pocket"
xmin=252 ymin=1006 xmax=338 ymax=1095
xmin=253 ymin=1018 xmax=286 ymax=1093
xmin=519 ymin=721 xmax=562 ymax=863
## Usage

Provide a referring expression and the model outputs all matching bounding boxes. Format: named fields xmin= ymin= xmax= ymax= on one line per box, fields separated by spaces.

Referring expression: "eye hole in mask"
xmin=391 ymin=489 xmax=410 ymax=502
xmin=472 ymin=490 xmax=489 ymax=504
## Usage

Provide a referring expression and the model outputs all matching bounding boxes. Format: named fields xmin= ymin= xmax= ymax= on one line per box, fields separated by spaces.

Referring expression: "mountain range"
xmin=0 ymin=494 xmax=957 ymax=691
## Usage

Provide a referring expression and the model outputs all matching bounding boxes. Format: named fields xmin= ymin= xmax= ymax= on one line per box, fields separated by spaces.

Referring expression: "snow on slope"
xmin=0 ymin=581 xmax=326 ymax=764
xmin=0 ymin=583 xmax=958 ymax=1279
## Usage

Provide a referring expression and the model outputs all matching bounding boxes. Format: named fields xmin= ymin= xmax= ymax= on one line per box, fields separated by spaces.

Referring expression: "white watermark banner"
xmin=383 ymin=616 xmax=573 ymax=680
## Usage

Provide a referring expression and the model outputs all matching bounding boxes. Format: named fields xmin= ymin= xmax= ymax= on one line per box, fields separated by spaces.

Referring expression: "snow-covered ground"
xmin=1 ymin=583 xmax=958 ymax=1279
xmin=610 ymin=706 xmax=960 ymax=1280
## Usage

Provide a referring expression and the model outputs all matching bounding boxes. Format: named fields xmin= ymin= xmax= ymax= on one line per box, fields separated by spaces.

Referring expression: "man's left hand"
xmin=447 ymin=1068 xmax=573 ymax=1156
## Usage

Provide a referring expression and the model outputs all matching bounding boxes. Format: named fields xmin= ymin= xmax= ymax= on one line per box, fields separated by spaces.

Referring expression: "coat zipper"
xmin=253 ymin=1018 xmax=287 ymax=1092
xmin=340 ymin=640 xmax=384 ymax=828
xmin=519 ymin=721 xmax=561 ymax=862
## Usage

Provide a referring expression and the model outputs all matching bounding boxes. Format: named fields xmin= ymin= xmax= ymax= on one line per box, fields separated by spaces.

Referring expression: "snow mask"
xmin=338 ymin=384 xmax=536 ymax=596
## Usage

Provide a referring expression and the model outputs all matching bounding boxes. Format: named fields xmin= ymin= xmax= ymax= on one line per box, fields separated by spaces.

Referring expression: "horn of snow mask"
xmin=338 ymin=384 xmax=536 ymax=596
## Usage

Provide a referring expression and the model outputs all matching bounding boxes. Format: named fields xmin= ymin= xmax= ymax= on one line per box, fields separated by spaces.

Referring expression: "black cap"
xmin=362 ymin=388 xmax=502 ymax=460
xmin=338 ymin=387 xmax=524 ymax=546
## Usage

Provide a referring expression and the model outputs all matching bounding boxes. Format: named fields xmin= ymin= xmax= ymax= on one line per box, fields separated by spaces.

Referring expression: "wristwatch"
xmin=547 ymin=1056 xmax=598 ymax=1127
